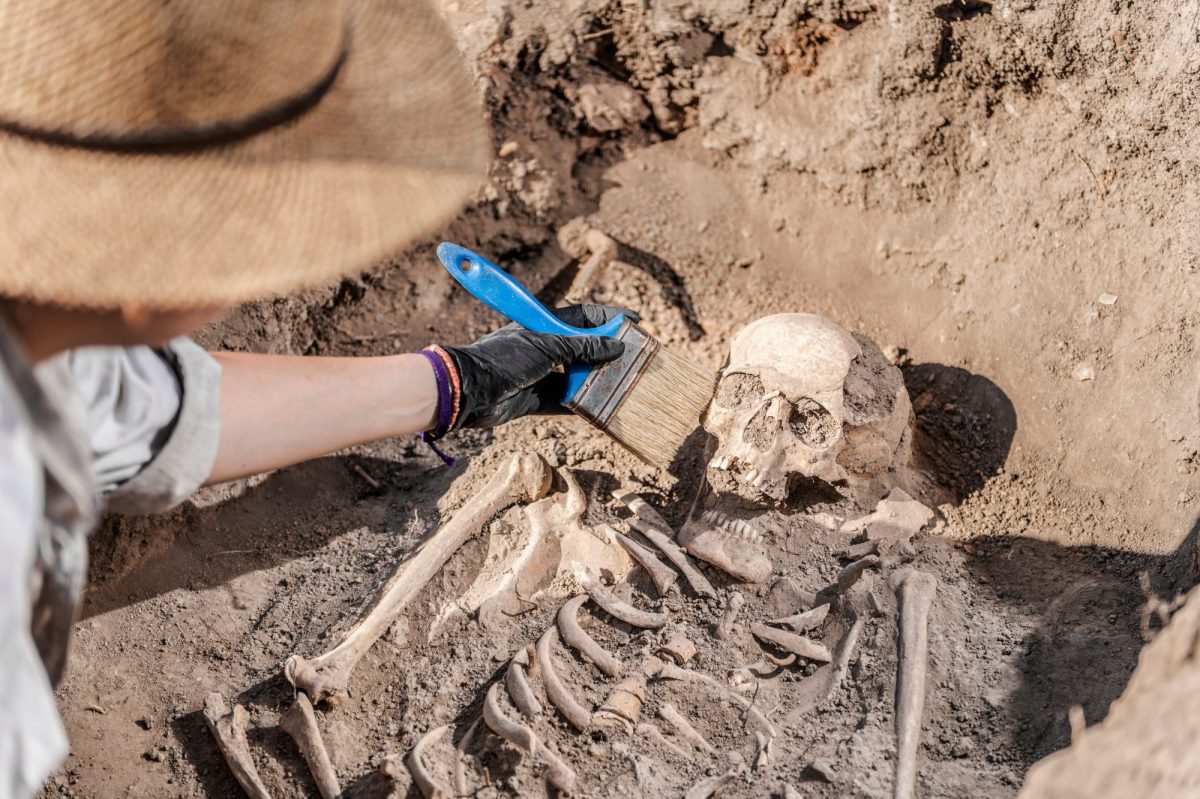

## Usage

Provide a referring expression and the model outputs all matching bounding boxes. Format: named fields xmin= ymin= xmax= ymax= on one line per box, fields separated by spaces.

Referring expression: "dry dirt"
xmin=41 ymin=0 xmax=1200 ymax=797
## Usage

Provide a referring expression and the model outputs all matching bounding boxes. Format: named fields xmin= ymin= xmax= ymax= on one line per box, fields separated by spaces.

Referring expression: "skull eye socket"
xmin=788 ymin=398 xmax=837 ymax=447
xmin=714 ymin=372 xmax=765 ymax=410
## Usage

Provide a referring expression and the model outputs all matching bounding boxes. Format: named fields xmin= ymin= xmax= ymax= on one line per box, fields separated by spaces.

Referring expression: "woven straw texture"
xmin=0 ymin=0 xmax=489 ymax=309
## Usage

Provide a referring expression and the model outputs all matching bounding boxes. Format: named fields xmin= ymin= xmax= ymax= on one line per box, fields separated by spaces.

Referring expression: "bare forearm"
xmin=207 ymin=352 xmax=437 ymax=484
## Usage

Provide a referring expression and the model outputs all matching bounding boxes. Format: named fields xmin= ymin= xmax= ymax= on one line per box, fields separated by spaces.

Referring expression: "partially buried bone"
xmin=770 ymin=603 xmax=830 ymax=632
xmin=279 ymin=693 xmax=340 ymax=799
xmin=751 ymin=623 xmax=832 ymax=663
xmin=841 ymin=488 xmax=934 ymax=549
xmin=583 ymin=579 xmax=668 ymax=629
xmin=685 ymin=754 xmax=746 ymax=799
xmin=891 ymin=568 xmax=937 ymax=799
xmin=656 ymin=631 xmax=697 ymax=665
xmin=407 ymin=725 xmax=452 ymax=799
xmin=453 ymin=719 xmax=480 ymax=796
xmin=636 ymin=722 xmax=689 ymax=760
xmin=595 ymin=671 xmax=647 ymax=730
xmin=558 ymin=594 xmax=622 ymax=677
xmin=537 ymin=626 xmax=593 ymax=731
xmin=657 ymin=661 xmax=778 ymax=741
xmin=203 ymin=692 xmax=272 ymax=799
xmin=600 ymin=523 xmax=678 ymax=596
xmin=785 ymin=580 xmax=874 ymax=725
xmin=679 ymin=509 xmax=773 ymax=583
xmin=506 ymin=646 xmax=542 ymax=717
xmin=435 ymin=467 xmax=632 ymax=632
xmin=816 ymin=554 xmax=879 ymax=605
xmin=483 ymin=683 xmax=577 ymax=793
xmin=287 ymin=452 xmax=552 ymax=704
xmin=716 ymin=590 xmax=745 ymax=641
xmin=659 ymin=702 xmax=716 ymax=755
xmin=565 ymin=228 xmax=619 ymax=303
xmin=612 ymin=490 xmax=716 ymax=597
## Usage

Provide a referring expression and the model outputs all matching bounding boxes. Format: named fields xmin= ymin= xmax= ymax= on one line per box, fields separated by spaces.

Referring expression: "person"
xmin=0 ymin=2 xmax=626 ymax=797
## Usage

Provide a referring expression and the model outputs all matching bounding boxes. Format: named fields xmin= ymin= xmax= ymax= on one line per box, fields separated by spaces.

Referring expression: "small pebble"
xmin=1071 ymin=363 xmax=1095 ymax=381
xmin=1098 ymin=293 xmax=1118 ymax=305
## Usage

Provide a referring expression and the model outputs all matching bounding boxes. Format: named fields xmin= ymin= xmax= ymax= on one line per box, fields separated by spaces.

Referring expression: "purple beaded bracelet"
xmin=417 ymin=349 xmax=456 ymax=466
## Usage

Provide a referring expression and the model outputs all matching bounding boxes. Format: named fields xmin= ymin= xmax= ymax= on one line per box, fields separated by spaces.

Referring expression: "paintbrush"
xmin=436 ymin=242 xmax=716 ymax=467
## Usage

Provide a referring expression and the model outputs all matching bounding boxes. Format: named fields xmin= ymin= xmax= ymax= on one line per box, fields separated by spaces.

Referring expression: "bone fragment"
xmin=636 ymin=722 xmax=689 ymax=760
xmin=770 ymin=603 xmax=830 ymax=632
xmin=656 ymin=631 xmax=697 ymax=665
xmin=202 ymin=692 xmax=273 ymax=799
xmin=482 ymin=683 xmax=577 ymax=793
xmin=537 ymin=627 xmax=593 ymax=731
xmin=286 ymin=452 xmax=551 ymax=704
xmin=785 ymin=609 xmax=868 ymax=725
xmin=408 ymin=725 xmax=452 ymax=799
xmin=583 ymin=579 xmax=668 ymax=629
xmin=595 ymin=672 xmax=648 ymax=729
xmin=679 ymin=509 xmax=772 ymax=583
xmin=279 ymin=693 xmax=340 ymax=799
xmin=891 ymin=568 xmax=937 ymax=799
xmin=841 ymin=488 xmax=934 ymax=544
xmin=751 ymin=623 xmax=833 ymax=663
xmin=684 ymin=755 xmax=745 ymax=799
xmin=603 ymin=524 xmax=678 ymax=596
xmin=506 ymin=646 xmax=542 ymax=717
xmin=842 ymin=539 xmax=880 ymax=559
xmin=659 ymin=702 xmax=716 ymax=755
xmin=565 ymin=229 xmax=619 ymax=303
xmin=379 ymin=753 xmax=404 ymax=781
xmin=613 ymin=490 xmax=716 ymax=597
xmin=817 ymin=554 xmax=879 ymax=604
xmin=558 ymin=594 xmax=622 ymax=676
xmin=716 ymin=591 xmax=745 ymax=640
xmin=780 ymin=782 xmax=803 ymax=799
xmin=754 ymin=730 xmax=773 ymax=771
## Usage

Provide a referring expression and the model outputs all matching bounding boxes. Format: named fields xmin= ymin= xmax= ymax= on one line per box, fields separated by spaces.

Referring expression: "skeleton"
xmin=891 ymin=568 xmax=938 ymax=799
xmin=705 ymin=313 xmax=912 ymax=503
xmin=287 ymin=452 xmax=553 ymax=705
xmin=203 ymin=693 xmax=272 ymax=799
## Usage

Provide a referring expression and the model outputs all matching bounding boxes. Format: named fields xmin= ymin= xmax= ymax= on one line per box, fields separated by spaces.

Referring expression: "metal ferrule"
xmin=564 ymin=320 xmax=658 ymax=429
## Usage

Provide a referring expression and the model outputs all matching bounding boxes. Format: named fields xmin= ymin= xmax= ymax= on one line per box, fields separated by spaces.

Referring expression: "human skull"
xmin=705 ymin=313 xmax=912 ymax=502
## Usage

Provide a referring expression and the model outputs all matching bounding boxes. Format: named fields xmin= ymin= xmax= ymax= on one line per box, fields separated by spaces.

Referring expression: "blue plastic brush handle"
xmin=436 ymin=242 xmax=626 ymax=404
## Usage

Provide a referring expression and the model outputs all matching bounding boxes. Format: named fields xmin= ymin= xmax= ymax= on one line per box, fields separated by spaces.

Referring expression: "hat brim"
xmin=0 ymin=0 xmax=489 ymax=309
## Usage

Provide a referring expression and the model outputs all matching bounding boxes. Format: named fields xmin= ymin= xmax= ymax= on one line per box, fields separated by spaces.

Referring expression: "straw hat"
xmin=0 ymin=0 xmax=489 ymax=309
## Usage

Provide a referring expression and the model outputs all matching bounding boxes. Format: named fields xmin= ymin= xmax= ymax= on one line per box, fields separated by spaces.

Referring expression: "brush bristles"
xmin=605 ymin=346 xmax=716 ymax=468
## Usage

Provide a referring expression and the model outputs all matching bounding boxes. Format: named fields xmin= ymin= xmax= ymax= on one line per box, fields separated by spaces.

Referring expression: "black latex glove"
xmin=443 ymin=304 xmax=639 ymax=430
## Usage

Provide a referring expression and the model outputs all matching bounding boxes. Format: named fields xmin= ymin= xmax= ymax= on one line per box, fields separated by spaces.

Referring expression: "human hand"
xmin=438 ymin=304 xmax=638 ymax=430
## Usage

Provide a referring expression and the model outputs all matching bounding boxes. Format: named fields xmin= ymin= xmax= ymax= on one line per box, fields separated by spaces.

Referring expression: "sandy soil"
xmin=42 ymin=1 xmax=1200 ymax=797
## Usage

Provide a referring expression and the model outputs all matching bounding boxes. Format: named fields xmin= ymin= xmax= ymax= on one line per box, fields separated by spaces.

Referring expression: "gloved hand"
xmin=441 ymin=304 xmax=637 ymax=429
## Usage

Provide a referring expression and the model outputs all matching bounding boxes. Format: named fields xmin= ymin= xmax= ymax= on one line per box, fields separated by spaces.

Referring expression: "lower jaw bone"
xmin=285 ymin=452 xmax=552 ymax=705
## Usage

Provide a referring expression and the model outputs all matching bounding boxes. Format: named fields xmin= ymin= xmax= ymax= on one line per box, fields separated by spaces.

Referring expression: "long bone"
xmin=505 ymin=646 xmax=542 ymax=717
xmin=203 ymin=692 xmax=273 ymax=799
xmin=482 ymin=683 xmax=577 ymax=793
xmin=407 ymin=725 xmax=453 ymax=799
xmin=599 ymin=523 xmax=678 ymax=596
xmin=558 ymin=594 xmax=622 ymax=676
xmin=612 ymin=490 xmax=716 ymax=597
xmin=279 ymin=692 xmax=340 ymax=799
xmin=537 ymin=627 xmax=593 ymax=731
xmin=891 ymin=568 xmax=937 ymax=799
xmin=583 ymin=579 xmax=668 ymax=629
xmin=286 ymin=452 xmax=552 ymax=704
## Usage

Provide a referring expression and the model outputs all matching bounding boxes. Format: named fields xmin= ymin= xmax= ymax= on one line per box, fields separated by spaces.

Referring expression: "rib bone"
xmin=751 ymin=623 xmax=832 ymax=663
xmin=286 ymin=452 xmax=551 ymax=704
xmin=506 ymin=646 xmax=542 ymax=717
xmin=659 ymin=702 xmax=716 ymax=755
xmin=602 ymin=524 xmax=679 ymax=596
xmin=891 ymin=568 xmax=937 ymax=799
xmin=636 ymin=722 xmax=688 ymax=760
xmin=408 ymin=725 xmax=452 ymax=799
xmin=558 ymin=594 xmax=622 ymax=676
xmin=612 ymin=490 xmax=716 ymax=597
xmin=769 ymin=603 xmax=830 ymax=632
xmin=583 ymin=579 xmax=668 ymax=629
xmin=279 ymin=693 xmax=340 ymax=799
xmin=483 ymin=683 xmax=577 ymax=793
xmin=537 ymin=627 xmax=593 ymax=731
xmin=202 ymin=692 xmax=272 ymax=799
xmin=685 ymin=755 xmax=745 ymax=799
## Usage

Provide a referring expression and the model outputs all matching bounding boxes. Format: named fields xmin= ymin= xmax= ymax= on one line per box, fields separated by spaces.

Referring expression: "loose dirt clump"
xmin=45 ymin=1 xmax=1199 ymax=798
